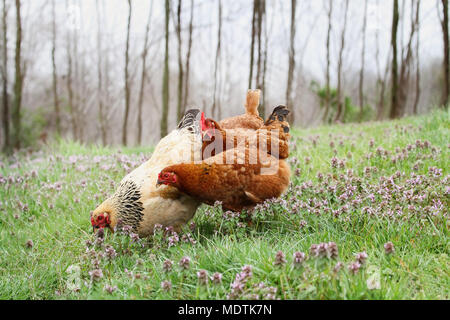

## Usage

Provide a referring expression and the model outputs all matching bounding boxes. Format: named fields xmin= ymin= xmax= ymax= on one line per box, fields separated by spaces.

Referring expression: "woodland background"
xmin=0 ymin=0 xmax=449 ymax=151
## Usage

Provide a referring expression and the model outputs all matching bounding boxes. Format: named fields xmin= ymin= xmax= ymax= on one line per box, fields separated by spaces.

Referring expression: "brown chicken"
xmin=202 ymin=106 xmax=290 ymax=160
xmin=217 ymin=89 xmax=264 ymax=130
xmin=158 ymin=107 xmax=291 ymax=212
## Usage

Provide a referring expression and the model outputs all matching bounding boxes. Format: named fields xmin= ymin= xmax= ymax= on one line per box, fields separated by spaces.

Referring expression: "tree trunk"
xmin=51 ymin=0 xmax=61 ymax=135
xmin=323 ymin=0 xmax=332 ymax=123
xmin=212 ymin=0 xmax=222 ymax=119
xmin=413 ymin=0 xmax=421 ymax=114
xmin=76 ymin=3 xmax=86 ymax=142
xmin=1 ymin=0 xmax=9 ymax=153
xmin=396 ymin=0 xmax=419 ymax=117
xmin=96 ymin=0 xmax=107 ymax=145
xmin=441 ymin=0 xmax=449 ymax=108
xmin=261 ymin=1 xmax=268 ymax=119
xmin=255 ymin=0 xmax=265 ymax=118
xmin=176 ymin=0 xmax=184 ymax=122
xmin=122 ymin=0 xmax=132 ymax=145
xmin=183 ymin=0 xmax=194 ymax=113
xmin=248 ymin=0 xmax=257 ymax=89
xmin=65 ymin=0 xmax=78 ymax=141
xmin=161 ymin=0 xmax=170 ymax=138
xmin=137 ymin=1 xmax=152 ymax=145
xmin=376 ymin=31 xmax=391 ymax=120
xmin=12 ymin=0 xmax=22 ymax=149
xmin=286 ymin=0 xmax=296 ymax=124
xmin=389 ymin=0 xmax=400 ymax=119
xmin=358 ymin=0 xmax=368 ymax=121
xmin=334 ymin=0 xmax=349 ymax=123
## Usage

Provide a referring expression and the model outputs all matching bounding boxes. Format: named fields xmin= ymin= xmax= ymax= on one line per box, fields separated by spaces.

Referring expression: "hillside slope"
xmin=0 ymin=111 xmax=448 ymax=299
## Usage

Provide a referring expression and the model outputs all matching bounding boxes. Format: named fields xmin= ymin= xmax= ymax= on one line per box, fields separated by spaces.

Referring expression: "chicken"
xmin=157 ymin=153 xmax=290 ymax=212
xmin=202 ymin=105 xmax=290 ymax=160
xmin=91 ymin=109 xmax=204 ymax=237
xmin=217 ymin=89 xmax=264 ymax=130
xmin=158 ymin=106 xmax=291 ymax=212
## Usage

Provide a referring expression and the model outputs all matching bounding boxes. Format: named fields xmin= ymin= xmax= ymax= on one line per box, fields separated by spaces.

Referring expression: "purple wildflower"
xmin=104 ymin=246 xmax=117 ymax=259
xmin=318 ymin=243 xmax=328 ymax=257
xmin=384 ymin=242 xmax=395 ymax=255
xmin=161 ymin=280 xmax=172 ymax=291
xmin=293 ymin=251 xmax=305 ymax=266
xmin=130 ymin=232 xmax=140 ymax=242
xmin=89 ymin=269 xmax=103 ymax=281
xmin=309 ymin=244 xmax=319 ymax=257
xmin=96 ymin=228 xmax=105 ymax=239
xmin=355 ymin=251 xmax=368 ymax=265
xmin=333 ymin=262 xmax=344 ymax=273
xmin=197 ymin=269 xmax=209 ymax=285
xmin=348 ymin=262 xmax=361 ymax=275
xmin=211 ymin=272 xmax=223 ymax=284
xmin=327 ymin=242 xmax=339 ymax=259
xmin=179 ymin=256 xmax=191 ymax=270
xmin=104 ymin=285 xmax=117 ymax=294
xmin=162 ymin=259 xmax=173 ymax=272
xmin=25 ymin=239 xmax=34 ymax=248
xmin=241 ymin=265 xmax=253 ymax=279
xmin=273 ymin=251 xmax=287 ymax=266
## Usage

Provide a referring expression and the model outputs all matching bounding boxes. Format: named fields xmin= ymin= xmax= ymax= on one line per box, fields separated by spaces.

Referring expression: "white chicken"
xmin=91 ymin=109 xmax=203 ymax=237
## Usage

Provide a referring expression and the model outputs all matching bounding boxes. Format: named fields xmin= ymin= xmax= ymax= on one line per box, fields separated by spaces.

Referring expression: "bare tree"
xmin=212 ymin=0 xmax=222 ymax=119
xmin=255 ymin=0 xmax=265 ymax=90
xmin=12 ymin=0 xmax=22 ymax=149
xmin=247 ymin=0 xmax=266 ymax=117
xmin=358 ymin=0 xmax=368 ymax=121
xmin=389 ymin=0 xmax=400 ymax=119
xmin=375 ymin=29 xmax=392 ymax=120
xmin=96 ymin=0 xmax=107 ymax=145
xmin=183 ymin=0 xmax=194 ymax=112
xmin=248 ymin=0 xmax=257 ymax=89
xmin=334 ymin=0 xmax=349 ymax=122
xmin=65 ymin=0 xmax=78 ymax=140
xmin=175 ymin=0 xmax=184 ymax=122
xmin=286 ymin=0 xmax=296 ymax=124
xmin=51 ymin=0 xmax=61 ymax=135
xmin=413 ymin=0 xmax=421 ymax=114
xmin=122 ymin=0 xmax=132 ymax=145
xmin=260 ymin=1 xmax=268 ymax=118
xmin=396 ymin=0 xmax=420 ymax=117
xmin=75 ymin=2 xmax=86 ymax=142
xmin=137 ymin=1 xmax=152 ymax=145
xmin=1 ymin=0 xmax=9 ymax=152
xmin=439 ymin=0 xmax=449 ymax=108
xmin=161 ymin=0 xmax=170 ymax=138
xmin=323 ymin=0 xmax=333 ymax=123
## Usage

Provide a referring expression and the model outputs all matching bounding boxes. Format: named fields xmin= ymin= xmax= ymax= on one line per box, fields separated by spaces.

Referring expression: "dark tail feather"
xmin=177 ymin=109 xmax=201 ymax=133
xmin=265 ymin=105 xmax=290 ymax=125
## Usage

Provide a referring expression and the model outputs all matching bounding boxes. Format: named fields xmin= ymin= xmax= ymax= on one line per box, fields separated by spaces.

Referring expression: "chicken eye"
xmin=98 ymin=216 xmax=104 ymax=221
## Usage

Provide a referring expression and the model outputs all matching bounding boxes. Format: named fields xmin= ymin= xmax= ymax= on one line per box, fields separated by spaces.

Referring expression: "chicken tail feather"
xmin=245 ymin=89 xmax=261 ymax=117
xmin=265 ymin=105 xmax=290 ymax=125
xmin=177 ymin=109 xmax=201 ymax=134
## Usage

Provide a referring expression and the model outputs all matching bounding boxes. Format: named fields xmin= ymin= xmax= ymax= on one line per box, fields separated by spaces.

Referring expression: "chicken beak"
xmin=156 ymin=179 xmax=163 ymax=187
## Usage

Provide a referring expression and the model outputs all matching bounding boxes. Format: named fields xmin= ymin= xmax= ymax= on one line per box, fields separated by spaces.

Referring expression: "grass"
xmin=0 ymin=110 xmax=448 ymax=300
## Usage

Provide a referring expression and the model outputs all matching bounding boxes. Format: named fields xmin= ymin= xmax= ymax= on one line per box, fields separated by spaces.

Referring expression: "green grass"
xmin=0 ymin=111 xmax=448 ymax=300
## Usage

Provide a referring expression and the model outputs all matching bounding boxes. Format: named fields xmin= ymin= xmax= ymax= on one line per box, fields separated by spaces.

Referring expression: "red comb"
xmin=201 ymin=112 xmax=206 ymax=131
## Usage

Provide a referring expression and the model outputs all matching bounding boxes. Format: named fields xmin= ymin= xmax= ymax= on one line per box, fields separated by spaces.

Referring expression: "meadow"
xmin=0 ymin=111 xmax=448 ymax=300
